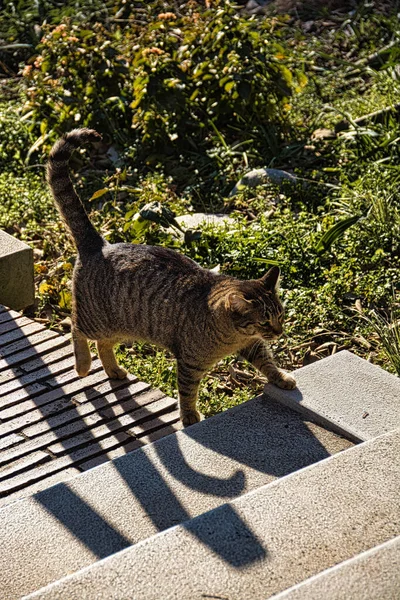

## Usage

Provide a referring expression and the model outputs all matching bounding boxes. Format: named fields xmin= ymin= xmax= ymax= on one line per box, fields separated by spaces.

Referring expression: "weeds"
xmin=0 ymin=0 xmax=399 ymax=417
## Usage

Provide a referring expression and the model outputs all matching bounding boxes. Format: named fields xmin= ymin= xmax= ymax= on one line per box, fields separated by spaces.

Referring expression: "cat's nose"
xmin=273 ymin=323 xmax=283 ymax=336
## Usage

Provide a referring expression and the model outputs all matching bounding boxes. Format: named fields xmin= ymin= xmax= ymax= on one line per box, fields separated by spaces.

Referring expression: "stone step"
xmin=0 ymin=394 xmax=352 ymax=599
xmin=271 ymin=536 xmax=400 ymax=600
xmin=25 ymin=428 xmax=400 ymax=600
xmin=0 ymin=231 xmax=34 ymax=310
xmin=264 ymin=350 xmax=400 ymax=442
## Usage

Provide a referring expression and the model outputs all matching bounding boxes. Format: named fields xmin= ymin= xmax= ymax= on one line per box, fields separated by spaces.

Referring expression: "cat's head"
xmin=226 ymin=267 xmax=285 ymax=341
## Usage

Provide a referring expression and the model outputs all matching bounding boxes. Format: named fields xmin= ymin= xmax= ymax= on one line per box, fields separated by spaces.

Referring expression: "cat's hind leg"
xmin=97 ymin=339 xmax=128 ymax=379
xmin=72 ymin=327 xmax=92 ymax=377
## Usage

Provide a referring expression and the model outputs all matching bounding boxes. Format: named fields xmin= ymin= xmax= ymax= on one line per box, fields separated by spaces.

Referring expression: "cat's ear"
xmin=261 ymin=266 xmax=280 ymax=291
xmin=225 ymin=293 xmax=253 ymax=314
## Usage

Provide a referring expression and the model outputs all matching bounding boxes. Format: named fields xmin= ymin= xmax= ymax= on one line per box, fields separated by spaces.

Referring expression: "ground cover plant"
xmin=1 ymin=0 xmax=399 ymax=418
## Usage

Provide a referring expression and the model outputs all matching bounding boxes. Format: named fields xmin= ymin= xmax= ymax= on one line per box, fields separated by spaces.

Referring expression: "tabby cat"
xmin=47 ymin=129 xmax=296 ymax=425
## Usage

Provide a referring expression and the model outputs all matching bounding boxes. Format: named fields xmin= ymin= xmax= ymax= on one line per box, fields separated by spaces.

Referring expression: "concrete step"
xmin=0 ymin=393 xmax=352 ymax=599
xmin=264 ymin=350 xmax=400 ymax=442
xmin=0 ymin=231 xmax=34 ymax=310
xmin=25 ymin=428 xmax=400 ymax=600
xmin=272 ymin=536 xmax=400 ymax=600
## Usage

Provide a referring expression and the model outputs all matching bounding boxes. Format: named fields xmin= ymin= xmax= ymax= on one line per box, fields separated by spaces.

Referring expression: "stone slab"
xmin=0 ymin=395 xmax=352 ymax=599
xmin=0 ymin=355 xmax=76 ymax=399
xmin=0 ymin=335 xmax=70 ymax=372
xmin=22 ymin=380 xmax=150 ymax=437
xmin=272 ymin=536 xmax=400 ymax=600
xmin=0 ymin=450 xmax=50 ymax=480
xmin=25 ymin=428 xmax=400 ymax=600
xmin=0 ymin=433 xmax=24 ymax=451
xmin=175 ymin=213 xmax=235 ymax=231
xmin=0 ymin=383 xmax=156 ymax=465
xmin=0 ymin=309 xmax=23 ymax=324
xmin=0 ymin=467 xmax=80 ymax=510
xmin=78 ymin=416 xmax=183 ymax=471
xmin=0 ymin=315 xmax=33 ymax=334
xmin=0 ymin=329 xmax=60 ymax=363
xmin=20 ymin=344 xmax=73 ymax=373
xmin=47 ymin=396 xmax=177 ymax=456
xmin=264 ymin=350 xmax=400 ymax=442
xmin=0 ymin=362 xmax=106 ymax=425
xmin=0 ymin=455 xmax=77 ymax=496
xmin=0 ymin=321 xmax=44 ymax=347
xmin=0 ymin=230 xmax=34 ymax=310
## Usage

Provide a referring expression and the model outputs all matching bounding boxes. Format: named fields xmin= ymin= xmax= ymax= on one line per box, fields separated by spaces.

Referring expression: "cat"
xmin=47 ymin=128 xmax=296 ymax=426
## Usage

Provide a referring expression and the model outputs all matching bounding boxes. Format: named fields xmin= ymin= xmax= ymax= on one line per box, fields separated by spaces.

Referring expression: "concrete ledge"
xmin=0 ymin=231 xmax=34 ymax=310
xmin=264 ymin=350 xmax=400 ymax=442
xmin=0 ymin=395 xmax=352 ymax=599
xmin=25 ymin=428 xmax=400 ymax=600
xmin=272 ymin=536 xmax=400 ymax=600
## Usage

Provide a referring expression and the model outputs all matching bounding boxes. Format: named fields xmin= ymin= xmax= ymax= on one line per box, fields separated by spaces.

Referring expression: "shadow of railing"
xmin=0 ymin=306 xmax=335 ymax=569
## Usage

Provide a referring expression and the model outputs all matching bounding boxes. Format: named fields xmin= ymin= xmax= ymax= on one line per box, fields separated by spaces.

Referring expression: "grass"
xmin=1 ymin=0 xmax=399 ymax=417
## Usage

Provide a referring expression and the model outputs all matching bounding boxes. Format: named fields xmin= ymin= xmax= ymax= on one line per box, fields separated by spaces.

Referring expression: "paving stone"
xmin=0 ymin=382 xmax=48 ymax=414
xmin=71 ymin=374 xmax=140 ymax=405
xmin=128 ymin=407 xmax=181 ymax=438
xmin=47 ymin=395 xmax=176 ymax=456
xmin=0 ymin=455 xmax=75 ymax=496
xmin=78 ymin=438 xmax=143 ymax=470
xmin=0 ymin=349 xmax=76 ymax=399
xmin=0 ymin=467 xmax=80 ymax=510
xmin=0 ymin=450 xmax=50 ymax=480
xmin=76 ymin=412 xmax=182 ymax=472
xmin=272 ymin=536 xmax=400 ymax=600
xmin=24 ymin=429 xmax=400 ymax=600
xmin=0 ymin=315 xmax=34 ymax=334
xmin=22 ymin=379 xmax=147 ymax=438
xmin=0 ymin=329 xmax=60 ymax=363
xmin=0 ymin=355 xmax=76 ymax=400
xmin=0 ymin=408 xmax=106 ymax=466
xmin=0 ymin=395 xmax=353 ymax=599
xmin=0 ymin=397 xmax=74 ymax=437
xmin=0 ymin=309 xmax=23 ymax=324
xmin=0 ymin=363 xmax=106 ymax=422
xmin=20 ymin=344 xmax=73 ymax=373
xmin=43 ymin=358 xmax=101 ymax=389
xmin=0 ymin=321 xmax=44 ymax=346
xmin=0 ymin=433 xmax=25 ymax=451
xmin=96 ymin=387 xmax=166 ymax=418
xmin=264 ymin=350 xmax=400 ymax=442
xmin=0 ymin=230 xmax=34 ymax=310
xmin=0 ymin=365 xmax=24 ymax=385
xmin=0 ymin=335 xmax=69 ymax=372
xmin=80 ymin=417 xmax=183 ymax=471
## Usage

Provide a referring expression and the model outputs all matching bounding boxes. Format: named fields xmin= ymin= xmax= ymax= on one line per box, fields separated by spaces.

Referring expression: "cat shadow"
xmin=0 ymin=311 xmax=332 ymax=571
xmin=0 ymin=314 xmax=265 ymax=567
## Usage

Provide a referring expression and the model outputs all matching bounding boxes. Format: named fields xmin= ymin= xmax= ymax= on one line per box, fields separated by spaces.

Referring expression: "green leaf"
xmin=224 ymin=81 xmax=235 ymax=92
xmin=89 ymin=188 xmax=109 ymax=201
xmin=315 ymin=215 xmax=361 ymax=254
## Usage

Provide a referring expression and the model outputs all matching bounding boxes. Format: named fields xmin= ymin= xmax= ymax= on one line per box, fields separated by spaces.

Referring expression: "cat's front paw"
xmin=269 ymin=371 xmax=296 ymax=390
xmin=106 ymin=366 xmax=128 ymax=380
xmin=181 ymin=410 xmax=202 ymax=427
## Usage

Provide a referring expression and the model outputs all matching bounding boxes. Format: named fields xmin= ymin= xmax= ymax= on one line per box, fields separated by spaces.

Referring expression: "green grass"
xmin=1 ymin=0 xmax=399 ymax=415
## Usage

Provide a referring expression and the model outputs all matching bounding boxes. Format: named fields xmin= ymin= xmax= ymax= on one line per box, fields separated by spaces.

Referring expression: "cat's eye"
xmin=259 ymin=321 xmax=271 ymax=327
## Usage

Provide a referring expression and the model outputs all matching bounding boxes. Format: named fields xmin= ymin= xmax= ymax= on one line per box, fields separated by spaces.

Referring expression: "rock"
xmin=311 ymin=128 xmax=336 ymax=140
xmin=229 ymin=168 xmax=298 ymax=197
xmin=175 ymin=213 xmax=235 ymax=230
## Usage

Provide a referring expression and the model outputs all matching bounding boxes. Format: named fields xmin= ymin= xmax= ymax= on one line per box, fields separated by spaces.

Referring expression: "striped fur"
xmin=47 ymin=129 xmax=295 ymax=426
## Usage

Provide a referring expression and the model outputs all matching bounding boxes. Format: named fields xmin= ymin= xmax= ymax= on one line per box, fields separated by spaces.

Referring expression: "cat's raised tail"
xmin=47 ymin=128 xmax=104 ymax=254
